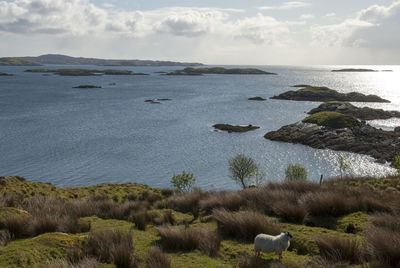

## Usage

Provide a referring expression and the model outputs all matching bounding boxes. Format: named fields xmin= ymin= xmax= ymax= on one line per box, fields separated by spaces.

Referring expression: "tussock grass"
xmin=147 ymin=247 xmax=170 ymax=268
xmin=366 ymin=226 xmax=400 ymax=267
xmin=157 ymin=226 xmax=220 ymax=257
xmin=314 ymin=235 xmax=363 ymax=264
xmin=213 ymin=209 xmax=280 ymax=240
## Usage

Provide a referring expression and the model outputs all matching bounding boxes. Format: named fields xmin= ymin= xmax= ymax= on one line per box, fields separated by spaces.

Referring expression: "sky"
xmin=0 ymin=0 xmax=400 ymax=65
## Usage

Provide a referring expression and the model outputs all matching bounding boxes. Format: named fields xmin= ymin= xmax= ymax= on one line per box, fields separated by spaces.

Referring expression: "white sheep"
xmin=254 ymin=232 xmax=293 ymax=261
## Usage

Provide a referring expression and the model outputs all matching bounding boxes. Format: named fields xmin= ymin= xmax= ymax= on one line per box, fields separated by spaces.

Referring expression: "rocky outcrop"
xmin=145 ymin=98 xmax=172 ymax=104
xmin=167 ymin=67 xmax=277 ymax=76
xmin=265 ymin=121 xmax=400 ymax=164
xmin=271 ymin=85 xmax=390 ymax=103
xmin=0 ymin=72 xmax=13 ymax=76
xmin=248 ymin=97 xmax=267 ymax=101
xmin=213 ymin=124 xmax=260 ymax=133
xmin=73 ymin=85 xmax=101 ymax=88
xmin=332 ymin=69 xmax=378 ymax=72
xmin=308 ymin=102 xmax=400 ymax=120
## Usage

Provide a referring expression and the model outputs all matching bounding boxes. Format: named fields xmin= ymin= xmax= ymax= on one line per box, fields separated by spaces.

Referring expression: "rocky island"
xmin=167 ymin=67 xmax=277 ymax=76
xmin=213 ymin=124 xmax=260 ymax=133
xmin=73 ymin=85 xmax=101 ymax=89
xmin=270 ymin=85 xmax=390 ymax=103
xmin=265 ymin=111 xmax=400 ymax=164
xmin=25 ymin=68 xmax=138 ymax=76
xmin=308 ymin=102 xmax=400 ymax=120
xmin=145 ymin=98 xmax=172 ymax=104
xmin=248 ymin=97 xmax=267 ymax=101
xmin=331 ymin=68 xmax=378 ymax=72
xmin=0 ymin=72 xmax=13 ymax=76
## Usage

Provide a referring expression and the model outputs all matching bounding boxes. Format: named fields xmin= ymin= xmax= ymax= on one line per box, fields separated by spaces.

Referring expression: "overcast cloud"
xmin=0 ymin=0 xmax=399 ymax=64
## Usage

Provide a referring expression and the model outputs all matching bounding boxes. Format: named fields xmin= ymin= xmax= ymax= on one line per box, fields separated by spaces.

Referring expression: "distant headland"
xmin=0 ymin=54 xmax=203 ymax=67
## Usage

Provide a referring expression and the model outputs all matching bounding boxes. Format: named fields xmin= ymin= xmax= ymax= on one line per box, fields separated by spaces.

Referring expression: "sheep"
xmin=254 ymin=232 xmax=293 ymax=261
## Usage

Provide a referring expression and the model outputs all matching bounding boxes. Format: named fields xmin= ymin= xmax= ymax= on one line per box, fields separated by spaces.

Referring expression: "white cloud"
xmin=259 ymin=1 xmax=310 ymax=11
xmin=325 ymin=13 xmax=336 ymax=17
xmin=311 ymin=1 xmax=400 ymax=48
xmin=300 ymin=14 xmax=314 ymax=20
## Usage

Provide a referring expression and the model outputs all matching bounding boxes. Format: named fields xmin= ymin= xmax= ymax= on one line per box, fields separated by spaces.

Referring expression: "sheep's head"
xmin=283 ymin=232 xmax=293 ymax=239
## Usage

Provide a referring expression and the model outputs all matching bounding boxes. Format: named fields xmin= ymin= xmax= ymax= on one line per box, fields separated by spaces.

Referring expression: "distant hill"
xmin=0 ymin=54 xmax=203 ymax=66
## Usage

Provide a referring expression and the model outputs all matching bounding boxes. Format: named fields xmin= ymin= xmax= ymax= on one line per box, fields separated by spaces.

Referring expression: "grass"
xmin=314 ymin=235 xmax=363 ymax=264
xmin=303 ymin=111 xmax=362 ymax=129
xmin=0 ymin=175 xmax=399 ymax=267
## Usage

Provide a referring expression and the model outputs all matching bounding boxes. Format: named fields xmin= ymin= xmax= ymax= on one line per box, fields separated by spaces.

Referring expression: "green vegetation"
xmin=285 ymin=164 xmax=308 ymax=181
xmin=170 ymin=171 xmax=196 ymax=193
xmin=303 ymin=111 xmax=362 ymax=129
xmin=297 ymin=86 xmax=337 ymax=94
xmin=0 ymin=175 xmax=399 ymax=267
xmin=228 ymin=154 xmax=259 ymax=189
xmin=337 ymin=155 xmax=350 ymax=179
xmin=393 ymin=156 xmax=400 ymax=175
xmin=0 ymin=57 xmax=40 ymax=66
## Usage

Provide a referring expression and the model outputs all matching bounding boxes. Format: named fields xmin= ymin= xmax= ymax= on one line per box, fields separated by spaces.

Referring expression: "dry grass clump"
xmin=272 ymin=202 xmax=307 ymax=224
xmin=266 ymin=180 xmax=320 ymax=194
xmin=147 ymin=247 xmax=170 ymax=268
xmin=370 ymin=213 xmax=400 ymax=232
xmin=314 ymin=235 xmax=363 ymax=264
xmin=237 ymin=255 xmax=264 ymax=268
xmin=150 ymin=210 xmax=175 ymax=226
xmin=157 ymin=226 xmax=220 ymax=257
xmin=41 ymin=257 xmax=102 ymax=268
xmin=212 ymin=209 xmax=280 ymax=240
xmin=3 ymin=215 xmax=30 ymax=239
xmin=130 ymin=210 xmax=150 ymax=230
xmin=85 ymin=230 xmax=137 ymax=268
xmin=167 ymin=190 xmax=206 ymax=219
xmin=366 ymin=225 xmax=400 ymax=266
xmin=199 ymin=191 xmax=243 ymax=215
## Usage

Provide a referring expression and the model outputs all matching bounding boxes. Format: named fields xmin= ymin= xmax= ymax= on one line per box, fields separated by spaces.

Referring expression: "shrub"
xmin=170 ymin=171 xmax=196 ymax=193
xmin=167 ymin=190 xmax=204 ymax=219
xmin=147 ymin=247 xmax=171 ymax=268
xmin=314 ymin=235 xmax=362 ymax=264
xmin=370 ymin=213 xmax=400 ymax=232
xmin=337 ymin=155 xmax=350 ymax=179
xmin=228 ymin=154 xmax=259 ymax=189
xmin=366 ymin=226 xmax=400 ymax=267
xmin=212 ymin=209 xmax=280 ymax=240
xmin=85 ymin=230 xmax=135 ymax=267
xmin=285 ymin=164 xmax=307 ymax=181
xmin=157 ymin=226 xmax=220 ymax=257
xmin=30 ymin=216 xmax=58 ymax=236
xmin=393 ymin=155 xmax=400 ymax=175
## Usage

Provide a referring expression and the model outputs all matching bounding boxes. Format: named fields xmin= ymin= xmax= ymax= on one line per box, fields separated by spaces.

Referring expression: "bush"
xmin=393 ymin=155 xmax=400 ymax=175
xmin=167 ymin=190 xmax=204 ymax=219
xmin=147 ymin=247 xmax=170 ymax=268
xmin=212 ymin=209 xmax=280 ymax=240
xmin=30 ymin=216 xmax=58 ymax=236
xmin=228 ymin=154 xmax=259 ymax=189
xmin=314 ymin=235 xmax=362 ymax=264
xmin=170 ymin=171 xmax=196 ymax=193
xmin=285 ymin=164 xmax=307 ymax=181
xmin=238 ymin=255 xmax=264 ymax=268
xmin=157 ymin=226 xmax=220 ymax=257
xmin=130 ymin=210 xmax=149 ymax=230
xmin=3 ymin=215 xmax=30 ymax=238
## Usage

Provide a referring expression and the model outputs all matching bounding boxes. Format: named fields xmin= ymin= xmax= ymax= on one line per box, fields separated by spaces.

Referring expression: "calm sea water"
xmin=0 ymin=65 xmax=399 ymax=189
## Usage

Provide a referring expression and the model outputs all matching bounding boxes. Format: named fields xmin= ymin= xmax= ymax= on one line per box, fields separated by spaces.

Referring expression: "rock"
xmin=0 ymin=72 xmax=13 ymax=76
xmin=248 ymin=97 xmax=267 ymax=101
xmin=308 ymin=102 xmax=400 ymax=120
xmin=213 ymin=124 xmax=260 ymax=133
xmin=271 ymin=85 xmax=390 ymax=103
xmin=145 ymin=98 xmax=172 ymax=104
xmin=395 ymin=127 xmax=400 ymax=133
xmin=73 ymin=85 xmax=101 ymax=88
xmin=265 ymin=121 xmax=400 ymax=165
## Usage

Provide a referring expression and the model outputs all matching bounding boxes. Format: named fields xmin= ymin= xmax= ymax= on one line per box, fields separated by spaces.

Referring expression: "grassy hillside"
xmin=0 ymin=175 xmax=399 ymax=267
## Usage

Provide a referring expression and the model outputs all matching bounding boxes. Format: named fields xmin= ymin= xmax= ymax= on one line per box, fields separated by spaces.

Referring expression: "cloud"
xmin=0 ymin=0 xmax=293 ymax=46
xmin=300 ymin=14 xmax=314 ymax=20
xmin=311 ymin=1 xmax=400 ymax=48
xmin=259 ymin=1 xmax=310 ymax=11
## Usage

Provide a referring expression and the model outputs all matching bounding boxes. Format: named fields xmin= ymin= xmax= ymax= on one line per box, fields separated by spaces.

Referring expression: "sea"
xmin=0 ymin=65 xmax=399 ymax=190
